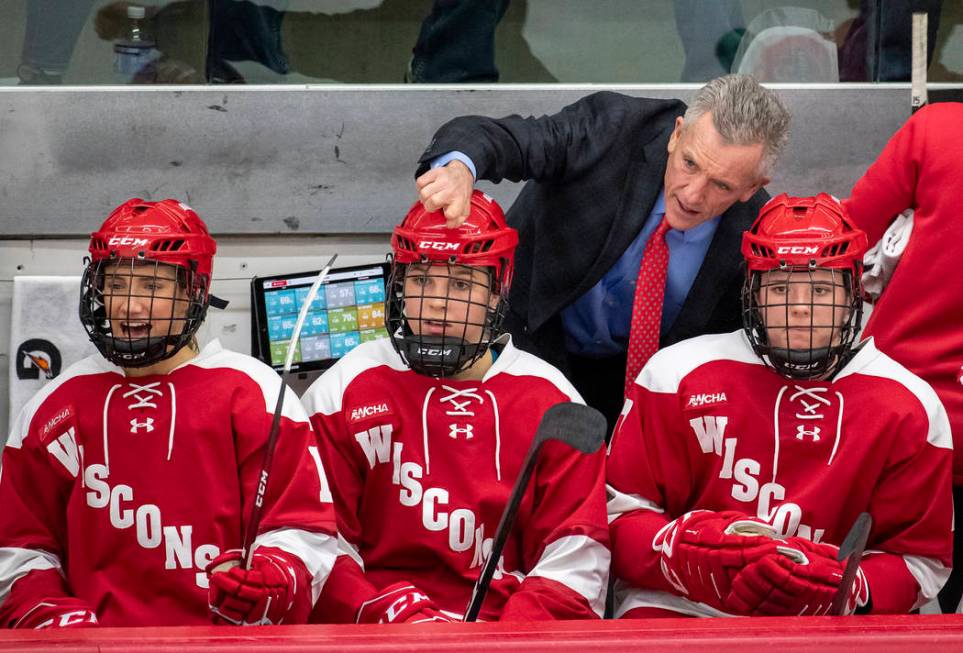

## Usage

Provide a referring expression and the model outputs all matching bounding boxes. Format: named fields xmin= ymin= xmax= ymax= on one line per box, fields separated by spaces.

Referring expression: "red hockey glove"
xmin=13 ymin=598 xmax=98 ymax=629
xmin=726 ymin=538 xmax=869 ymax=616
xmin=655 ymin=510 xmax=782 ymax=611
xmin=356 ymin=582 xmax=453 ymax=624
xmin=207 ymin=547 xmax=312 ymax=625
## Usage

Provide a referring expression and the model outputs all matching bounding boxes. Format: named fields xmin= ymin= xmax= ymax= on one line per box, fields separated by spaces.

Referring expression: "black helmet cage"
xmin=79 ymin=256 xmax=210 ymax=368
xmin=742 ymin=262 xmax=863 ymax=380
xmin=385 ymin=255 xmax=510 ymax=378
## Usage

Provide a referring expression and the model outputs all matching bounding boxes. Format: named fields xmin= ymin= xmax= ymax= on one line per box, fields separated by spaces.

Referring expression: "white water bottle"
xmin=113 ymin=5 xmax=157 ymax=83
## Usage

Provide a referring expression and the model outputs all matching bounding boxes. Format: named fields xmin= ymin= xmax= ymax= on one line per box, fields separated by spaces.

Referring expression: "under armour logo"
xmin=449 ymin=423 xmax=474 ymax=439
xmin=124 ymin=381 xmax=164 ymax=410
xmin=440 ymin=385 xmax=483 ymax=417
xmin=795 ymin=424 xmax=821 ymax=441
xmin=130 ymin=417 xmax=155 ymax=433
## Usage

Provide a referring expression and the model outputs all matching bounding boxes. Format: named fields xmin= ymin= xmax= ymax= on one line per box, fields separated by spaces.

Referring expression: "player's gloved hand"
xmin=655 ymin=509 xmax=782 ymax=611
xmin=14 ymin=598 xmax=98 ymax=629
xmin=206 ymin=547 xmax=312 ymax=625
xmin=726 ymin=537 xmax=869 ymax=616
xmin=356 ymin=582 xmax=453 ymax=624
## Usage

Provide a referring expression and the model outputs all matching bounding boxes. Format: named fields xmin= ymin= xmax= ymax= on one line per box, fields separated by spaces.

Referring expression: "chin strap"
xmin=398 ymin=334 xmax=483 ymax=377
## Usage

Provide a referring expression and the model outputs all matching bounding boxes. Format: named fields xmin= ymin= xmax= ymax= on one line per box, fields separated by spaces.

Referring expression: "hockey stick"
xmin=910 ymin=10 xmax=928 ymax=114
xmin=830 ymin=511 xmax=873 ymax=616
xmin=241 ymin=253 xmax=338 ymax=569
xmin=463 ymin=402 xmax=607 ymax=622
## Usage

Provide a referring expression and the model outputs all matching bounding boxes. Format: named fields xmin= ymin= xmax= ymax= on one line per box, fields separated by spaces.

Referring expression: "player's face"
xmin=402 ymin=263 xmax=496 ymax=344
xmin=664 ymin=113 xmax=768 ymax=231
xmin=758 ymin=268 xmax=851 ymax=352
xmin=103 ymin=261 xmax=190 ymax=342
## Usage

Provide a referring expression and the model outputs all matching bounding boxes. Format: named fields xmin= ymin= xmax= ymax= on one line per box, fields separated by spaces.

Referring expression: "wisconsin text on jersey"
xmin=351 ymin=388 xmax=510 ymax=576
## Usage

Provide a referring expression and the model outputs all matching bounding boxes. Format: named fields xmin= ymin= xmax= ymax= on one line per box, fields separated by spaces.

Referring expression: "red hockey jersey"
xmin=302 ymin=337 xmax=609 ymax=622
xmin=0 ymin=340 xmax=338 ymax=627
xmin=843 ymin=103 xmax=963 ymax=484
xmin=608 ymin=331 xmax=953 ymax=617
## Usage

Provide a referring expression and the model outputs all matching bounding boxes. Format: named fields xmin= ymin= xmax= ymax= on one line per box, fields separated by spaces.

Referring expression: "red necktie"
xmin=625 ymin=217 xmax=671 ymax=395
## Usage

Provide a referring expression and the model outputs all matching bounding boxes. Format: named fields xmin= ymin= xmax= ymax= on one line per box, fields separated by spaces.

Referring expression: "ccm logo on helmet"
xmin=776 ymin=246 xmax=820 ymax=255
xmin=418 ymin=241 xmax=460 ymax=252
xmin=108 ymin=236 xmax=150 ymax=247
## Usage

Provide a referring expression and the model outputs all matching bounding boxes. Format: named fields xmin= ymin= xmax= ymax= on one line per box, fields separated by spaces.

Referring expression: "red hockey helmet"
xmin=390 ymin=190 xmax=517 ymax=291
xmin=386 ymin=191 xmax=519 ymax=377
xmin=741 ymin=193 xmax=868 ymax=379
xmin=80 ymin=199 xmax=217 ymax=368
xmin=88 ymin=199 xmax=216 ymax=282
xmin=743 ymin=193 xmax=868 ymax=272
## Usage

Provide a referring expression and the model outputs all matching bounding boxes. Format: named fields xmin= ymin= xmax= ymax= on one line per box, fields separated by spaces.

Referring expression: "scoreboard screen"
xmin=252 ymin=262 xmax=390 ymax=374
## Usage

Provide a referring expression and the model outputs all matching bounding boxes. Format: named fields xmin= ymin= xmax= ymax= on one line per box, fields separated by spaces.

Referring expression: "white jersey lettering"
xmin=689 ymin=416 xmax=728 ymax=455
xmin=46 ymin=428 xmax=80 ymax=477
xmin=731 ymin=458 xmax=760 ymax=502
xmin=81 ymin=463 xmax=218 ymax=588
xmin=423 ymin=488 xmax=449 ymax=531
xmin=355 ymin=424 xmax=394 ymax=469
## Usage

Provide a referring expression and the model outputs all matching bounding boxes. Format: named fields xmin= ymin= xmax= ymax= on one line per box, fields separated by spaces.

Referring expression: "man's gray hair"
xmin=683 ymin=74 xmax=790 ymax=177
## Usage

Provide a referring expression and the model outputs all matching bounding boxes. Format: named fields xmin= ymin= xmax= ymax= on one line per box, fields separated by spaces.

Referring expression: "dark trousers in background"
xmin=938 ymin=484 xmax=963 ymax=613
xmin=568 ymin=352 xmax=628 ymax=440
xmin=409 ymin=0 xmax=510 ymax=82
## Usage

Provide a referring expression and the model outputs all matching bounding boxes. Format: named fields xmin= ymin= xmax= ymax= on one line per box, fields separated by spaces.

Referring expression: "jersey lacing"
xmin=421 ymin=384 xmax=502 ymax=481
xmin=102 ymin=380 xmax=178 ymax=474
xmin=771 ymin=384 xmax=844 ymax=485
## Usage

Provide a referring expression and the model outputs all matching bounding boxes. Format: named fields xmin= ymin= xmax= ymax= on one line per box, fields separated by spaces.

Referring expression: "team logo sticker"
xmin=16 ymin=339 xmax=62 ymax=381
xmin=683 ymin=391 xmax=728 ymax=411
xmin=348 ymin=400 xmax=394 ymax=425
xmin=39 ymin=404 xmax=77 ymax=445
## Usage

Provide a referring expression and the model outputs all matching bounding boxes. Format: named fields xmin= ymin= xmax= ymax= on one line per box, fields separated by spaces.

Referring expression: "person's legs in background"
xmin=408 ymin=0 xmax=510 ymax=82
xmin=19 ymin=0 xmax=98 ymax=83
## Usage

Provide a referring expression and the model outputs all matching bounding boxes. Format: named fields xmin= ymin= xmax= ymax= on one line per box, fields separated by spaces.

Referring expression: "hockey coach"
xmin=413 ymin=74 xmax=791 ymax=430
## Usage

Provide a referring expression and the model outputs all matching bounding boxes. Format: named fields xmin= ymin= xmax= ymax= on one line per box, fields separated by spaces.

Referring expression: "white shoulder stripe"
xmin=6 ymin=355 xmax=117 ymax=450
xmin=638 ymin=331 xmax=764 ymax=394
xmin=837 ymin=339 xmax=952 ymax=450
xmin=189 ymin=341 xmax=310 ymax=423
xmin=0 ymin=547 xmax=62 ymax=604
xmin=606 ymin=484 xmax=664 ymax=525
xmin=488 ymin=338 xmax=585 ymax=404
xmin=613 ymin=581 xmax=732 ymax=618
xmin=254 ymin=528 xmax=337 ymax=605
xmin=301 ymin=339 xmax=408 ymax=417
xmin=902 ymin=554 xmax=952 ymax=609
xmin=526 ymin=534 xmax=610 ymax=617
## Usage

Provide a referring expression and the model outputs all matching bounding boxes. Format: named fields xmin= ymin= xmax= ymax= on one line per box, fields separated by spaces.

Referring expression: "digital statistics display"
xmin=259 ymin=265 xmax=388 ymax=371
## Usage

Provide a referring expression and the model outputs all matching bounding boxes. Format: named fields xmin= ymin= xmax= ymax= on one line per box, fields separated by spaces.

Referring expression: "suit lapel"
xmin=667 ymin=202 xmax=751 ymax=342
xmin=569 ymin=126 xmax=673 ymax=304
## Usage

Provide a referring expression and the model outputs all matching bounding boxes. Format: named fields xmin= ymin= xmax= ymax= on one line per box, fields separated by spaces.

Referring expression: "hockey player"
xmin=0 ymin=199 xmax=337 ymax=628
xmin=607 ymin=193 xmax=953 ymax=618
xmin=301 ymin=191 xmax=609 ymax=623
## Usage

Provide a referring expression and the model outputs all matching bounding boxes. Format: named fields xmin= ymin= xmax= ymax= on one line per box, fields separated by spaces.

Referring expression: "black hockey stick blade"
xmin=830 ymin=512 xmax=873 ymax=616
xmin=463 ymin=402 xmax=606 ymax=622
xmin=533 ymin=402 xmax=607 ymax=455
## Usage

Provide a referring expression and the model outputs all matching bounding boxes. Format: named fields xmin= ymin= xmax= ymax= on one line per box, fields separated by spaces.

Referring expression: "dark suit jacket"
xmin=417 ymin=91 xmax=769 ymax=375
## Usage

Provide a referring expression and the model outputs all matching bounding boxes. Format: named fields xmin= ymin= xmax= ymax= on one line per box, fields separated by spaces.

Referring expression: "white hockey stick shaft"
xmin=243 ymin=253 xmax=338 ymax=568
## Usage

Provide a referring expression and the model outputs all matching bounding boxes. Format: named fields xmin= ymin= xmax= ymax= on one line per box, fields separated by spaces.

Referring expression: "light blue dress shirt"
xmin=429 ymin=153 xmax=721 ymax=358
xmin=560 ymin=190 xmax=721 ymax=357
